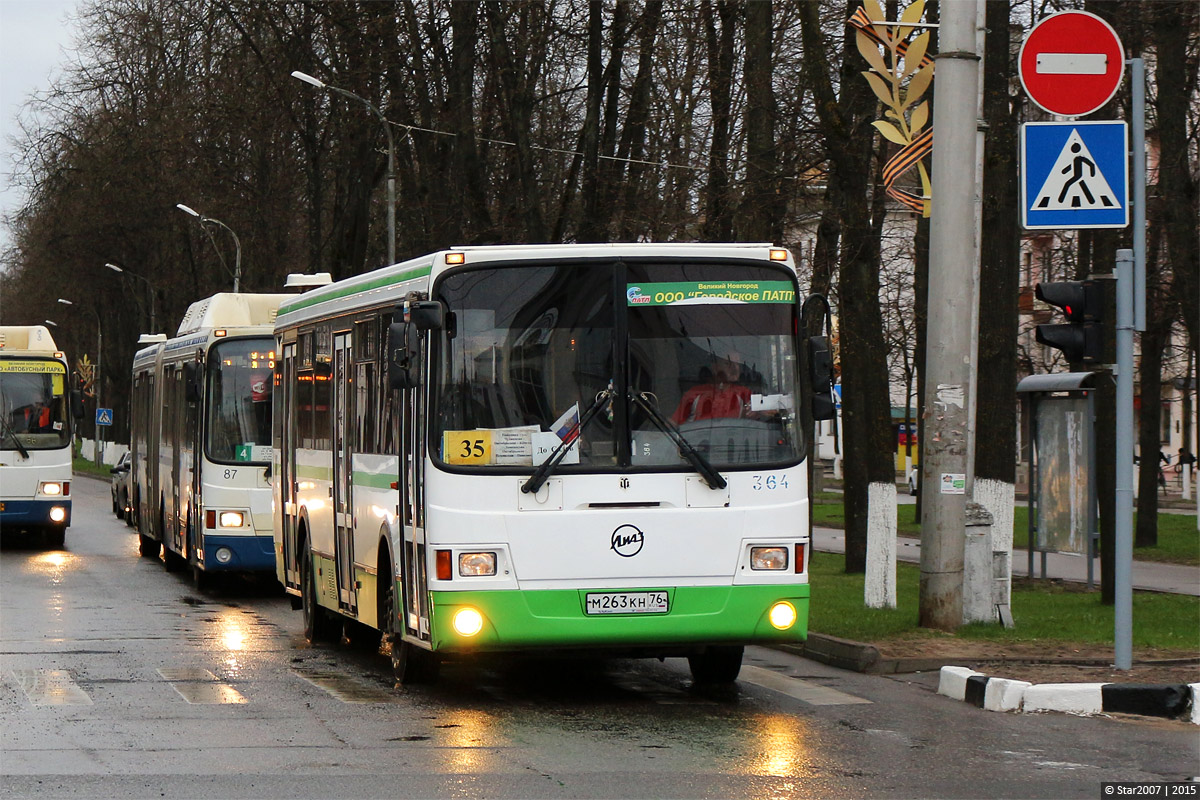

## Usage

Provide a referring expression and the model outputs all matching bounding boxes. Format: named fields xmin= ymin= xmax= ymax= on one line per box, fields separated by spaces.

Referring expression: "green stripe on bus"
xmin=278 ymin=264 xmax=434 ymax=316
xmin=352 ymin=472 xmax=397 ymax=490
xmin=425 ymin=584 xmax=809 ymax=652
xmin=296 ymin=465 xmax=333 ymax=480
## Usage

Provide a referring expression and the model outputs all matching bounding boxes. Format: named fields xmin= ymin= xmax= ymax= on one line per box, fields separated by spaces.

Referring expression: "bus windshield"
xmin=206 ymin=337 xmax=274 ymax=464
xmin=0 ymin=357 xmax=72 ymax=451
xmin=432 ymin=260 xmax=802 ymax=472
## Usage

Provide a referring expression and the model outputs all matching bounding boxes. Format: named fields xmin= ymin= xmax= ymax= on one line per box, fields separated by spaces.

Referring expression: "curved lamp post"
xmin=176 ymin=203 xmax=242 ymax=292
xmin=292 ymin=70 xmax=395 ymax=265
xmin=104 ymin=262 xmax=158 ymax=333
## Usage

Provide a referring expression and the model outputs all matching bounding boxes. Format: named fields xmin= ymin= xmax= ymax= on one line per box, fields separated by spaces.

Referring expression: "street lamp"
xmin=292 ymin=70 xmax=396 ymax=265
xmin=59 ymin=298 xmax=104 ymax=466
xmin=104 ymin=262 xmax=158 ymax=333
xmin=176 ymin=203 xmax=242 ymax=291
xmin=44 ymin=319 xmax=58 ymax=327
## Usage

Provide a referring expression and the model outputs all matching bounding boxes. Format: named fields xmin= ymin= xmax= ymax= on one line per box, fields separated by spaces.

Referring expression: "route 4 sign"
xmin=1021 ymin=121 xmax=1128 ymax=230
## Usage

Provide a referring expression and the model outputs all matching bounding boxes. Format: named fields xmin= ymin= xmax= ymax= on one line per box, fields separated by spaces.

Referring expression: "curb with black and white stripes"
xmin=937 ymin=666 xmax=1200 ymax=723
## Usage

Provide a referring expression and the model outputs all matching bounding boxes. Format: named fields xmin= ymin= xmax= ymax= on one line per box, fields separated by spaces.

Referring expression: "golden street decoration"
xmin=76 ymin=354 xmax=96 ymax=398
xmin=849 ymin=0 xmax=934 ymax=216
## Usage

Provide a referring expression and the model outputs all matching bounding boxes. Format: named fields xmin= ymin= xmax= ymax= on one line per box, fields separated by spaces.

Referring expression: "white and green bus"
xmin=0 ymin=326 xmax=81 ymax=548
xmin=273 ymin=244 xmax=832 ymax=683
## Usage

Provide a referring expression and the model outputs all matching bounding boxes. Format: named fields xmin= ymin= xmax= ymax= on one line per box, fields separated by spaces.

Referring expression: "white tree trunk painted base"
xmin=865 ymin=481 xmax=897 ymax=608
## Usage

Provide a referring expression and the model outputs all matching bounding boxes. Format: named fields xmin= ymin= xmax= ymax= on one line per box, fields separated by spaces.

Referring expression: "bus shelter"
xmin=1017 ymin=372 xmax=1099 ymax=587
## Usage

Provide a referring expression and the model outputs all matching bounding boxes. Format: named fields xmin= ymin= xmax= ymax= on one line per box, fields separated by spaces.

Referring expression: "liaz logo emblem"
xmin=610 ymin=524 xmax=644 ymax=557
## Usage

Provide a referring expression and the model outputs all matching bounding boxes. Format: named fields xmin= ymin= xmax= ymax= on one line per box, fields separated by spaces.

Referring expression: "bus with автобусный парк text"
xmin=272 ymin=243 xmax=836 ymax=685
xmin=129 ymin=279 xmax=329 ymax=589
xmin=0 ymin=326 xmax=83 ymax=549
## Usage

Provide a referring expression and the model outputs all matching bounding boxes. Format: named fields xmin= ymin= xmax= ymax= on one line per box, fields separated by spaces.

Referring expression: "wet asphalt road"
xmin=1 ymin=476 xmax=1196 ymax=799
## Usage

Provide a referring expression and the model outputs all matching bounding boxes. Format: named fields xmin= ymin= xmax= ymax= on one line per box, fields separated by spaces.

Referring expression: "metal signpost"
xmin=1018 ymin=11 xmax=1138 ymax=669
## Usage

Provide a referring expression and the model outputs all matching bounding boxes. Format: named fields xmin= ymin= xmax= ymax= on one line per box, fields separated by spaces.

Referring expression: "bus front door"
xmin=332 ymin=332 xmax=356 ymax=614
xmin=280 ymin=343 xmax=299 ymax=589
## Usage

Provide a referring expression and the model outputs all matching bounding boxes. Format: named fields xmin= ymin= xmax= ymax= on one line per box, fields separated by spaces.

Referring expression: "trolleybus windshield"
xmin=0 ymin=358 xmax=71 ymax=450
xmin=432 ymin=260 xmax=802 ymax=472
xmin=206 ymin=338 xmax=274 ymax=464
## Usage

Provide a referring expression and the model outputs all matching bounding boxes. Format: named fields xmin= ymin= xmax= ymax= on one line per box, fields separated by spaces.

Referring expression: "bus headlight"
xmin=751 ymin=546 xmax=788 ymax=570
xmin=769 ymin=601 xmax=797 ymax=630
xmin=49 ymin=507 xmax=67 ymax=523
xmin=218 ymin=511 xmax=245 ymax=528
xmin=452 ymin=607 xmax=484 ymax=637
xmin=40 ymin=482 xmax=64 ymax=496
xmin=215 ymin=547 xmax=233 ymax=564
xmin=458 ymin=552 xmax=496 ymax=577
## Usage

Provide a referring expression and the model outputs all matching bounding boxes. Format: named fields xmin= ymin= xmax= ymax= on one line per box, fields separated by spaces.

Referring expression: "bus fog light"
xmin=751 ymin=546 xmax=788 ymax=570
xmin=49 ymin=507 xmax=67 ymax=523
xmin=452 ymin=607 xmax=484 ymax=637
xmin=458 ymin=552 xmax=496 ymax=576
xmin=215 ymin=547 xmax=233 ymax=564
xmin=218 ymin=511 xmax=245 ymax=528
xmin=40 ymin=482 xmax=63 ymax=496
xmin=769 ymin=601 xmax=797 ymax=630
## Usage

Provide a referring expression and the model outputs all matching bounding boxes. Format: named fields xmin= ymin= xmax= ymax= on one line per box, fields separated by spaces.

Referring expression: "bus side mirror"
xmin=70 ymin=390 xmax=84 ymax=421
xmin=184 ymin=362 xmax=203 ymax=403
xmin=807 ymin=335 xmax=836 ymax=422
xmin=410 ymin=300 xmax=445 ymax=331
xmin=388 ymin=322 xmax=421 ymax=390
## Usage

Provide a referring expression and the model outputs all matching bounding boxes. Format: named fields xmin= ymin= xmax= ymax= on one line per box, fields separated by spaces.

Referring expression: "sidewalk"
xmin=812 ymin=526 xmax=1200 ymax=596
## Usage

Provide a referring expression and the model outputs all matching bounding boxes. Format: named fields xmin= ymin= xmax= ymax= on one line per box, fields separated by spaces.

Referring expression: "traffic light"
xmin=807 ymin=335 xmax=836 ymax=421
xmin=1034 ymin=280 xmax=1105 ymax=364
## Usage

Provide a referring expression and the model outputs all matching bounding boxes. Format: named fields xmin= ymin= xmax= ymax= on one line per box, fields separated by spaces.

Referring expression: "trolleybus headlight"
xmin=215 ymin=547 xmax=233 ymax=564
xmin=49 ymin=507 xmax=67 ymax=523
xmin=751 ymin=546 xmax=788 ymax=570
xmin=39 ymin=482 xmax=64 ymax=496
xmin=769 ymin=601 xmax=797 ymax=630
xmin=452 ymin=607 xmax=484 ymax=637
xmin=218 ymin=511 xmax=245 ymax=528
xmin=458 ymin=552 xmax=496 ymax=577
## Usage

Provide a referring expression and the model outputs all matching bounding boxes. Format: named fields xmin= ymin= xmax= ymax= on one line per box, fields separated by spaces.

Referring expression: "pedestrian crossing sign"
xmin=1020 ymin=121 xmax=1128 ymax=230
xmin=96 ymin=408 xmax=113 ymax=426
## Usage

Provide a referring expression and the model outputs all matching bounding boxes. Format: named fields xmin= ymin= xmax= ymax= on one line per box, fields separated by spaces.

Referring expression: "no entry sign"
xmin=1019 ymin=11 xmax=1124 ymax=117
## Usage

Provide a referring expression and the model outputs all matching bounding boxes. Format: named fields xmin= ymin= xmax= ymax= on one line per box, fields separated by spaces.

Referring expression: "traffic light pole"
xmin=1114 ymin=249 xmax=1134 ymax=670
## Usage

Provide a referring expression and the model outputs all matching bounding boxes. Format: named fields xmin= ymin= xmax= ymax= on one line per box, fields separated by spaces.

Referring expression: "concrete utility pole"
xmin=919 ymin=0 xmax=983 ymax=631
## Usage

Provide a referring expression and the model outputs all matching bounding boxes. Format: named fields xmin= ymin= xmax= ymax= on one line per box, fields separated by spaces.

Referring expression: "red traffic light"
xmin=1034 ymin=280 xmax=1101 ymax=323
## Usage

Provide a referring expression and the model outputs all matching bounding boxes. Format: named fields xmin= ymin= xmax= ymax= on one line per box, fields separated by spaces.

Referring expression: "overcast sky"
xmin=0 ymin=0 xmax=80 ymax=259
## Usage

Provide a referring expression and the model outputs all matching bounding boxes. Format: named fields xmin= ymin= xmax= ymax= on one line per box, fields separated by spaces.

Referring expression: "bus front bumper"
xmin=197 ymin=533 xmax=276 ymax=573
xmin=0 ymin=499 xmax=72 ymax=529
xmin=426 ymin=584 xmax=809 ymax=653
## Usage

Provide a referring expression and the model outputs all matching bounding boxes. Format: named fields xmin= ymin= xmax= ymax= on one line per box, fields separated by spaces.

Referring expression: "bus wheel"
xmin=301 ymin=540 xmax=338 ymax=643
xmin=687 ymin=645 xmax=744 ymax=684
xmin=138 ymin=534 xmax=159 ymax=558
xmin=43 ymin=526 xmax=66 ymax=550
xmin=381 ymin=571 xmax=439 ymax=684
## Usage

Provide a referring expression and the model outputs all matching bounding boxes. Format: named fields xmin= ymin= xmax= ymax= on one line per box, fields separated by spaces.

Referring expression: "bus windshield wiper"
xmin=0 ymin=414 xmax=30 ymax=460
xmin=521 ymin=389 xmax=613 ymax=495
xmin=629 ymin=390 xmax=726 ymax=491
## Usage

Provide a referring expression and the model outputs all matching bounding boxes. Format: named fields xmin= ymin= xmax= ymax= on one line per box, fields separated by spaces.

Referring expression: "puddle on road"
xmin=156 ymin=667 xmax=247 ymax=704
xmin=11 ymin=669 xmax=93 ymax=706
xmin=291 ymin=668 xmax=400 ymax=703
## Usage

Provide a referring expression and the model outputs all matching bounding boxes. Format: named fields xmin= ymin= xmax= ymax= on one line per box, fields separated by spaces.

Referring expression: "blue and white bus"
xmin=273 ymin=244 xmax=834 ymax=684
xmin=130 ymin=292 xmax=298 ymax=587
xmin=0 ymin=326 xmax=81 ymax=548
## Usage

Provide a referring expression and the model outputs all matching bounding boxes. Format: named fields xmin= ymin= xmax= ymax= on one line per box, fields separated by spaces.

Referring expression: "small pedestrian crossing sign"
xmin=96 ymin=408 xmax=113 ymax=426
xmin=1021 ymin=121 xmax=1128 ymax=230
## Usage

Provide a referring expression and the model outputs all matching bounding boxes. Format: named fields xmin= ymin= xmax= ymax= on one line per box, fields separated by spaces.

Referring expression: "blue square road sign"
xmin=1021 ymin=121 xmax=1128 ymax=230
xmin=96 ymin=408 xmax=113 ymax=426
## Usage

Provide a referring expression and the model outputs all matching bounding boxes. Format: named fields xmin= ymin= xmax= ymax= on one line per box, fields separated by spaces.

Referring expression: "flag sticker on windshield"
xmin=626 ymin=281 xmax=795 ymax=306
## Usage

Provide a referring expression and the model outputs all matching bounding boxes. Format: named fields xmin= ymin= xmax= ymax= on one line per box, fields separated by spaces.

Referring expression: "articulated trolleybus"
xmin=274 ymin=243 xmax=829 ymax=683
xmin=0 ymin=326 xmax=80 ymax=548
xmin=131 ymin=293 xmax=293 ymax=587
